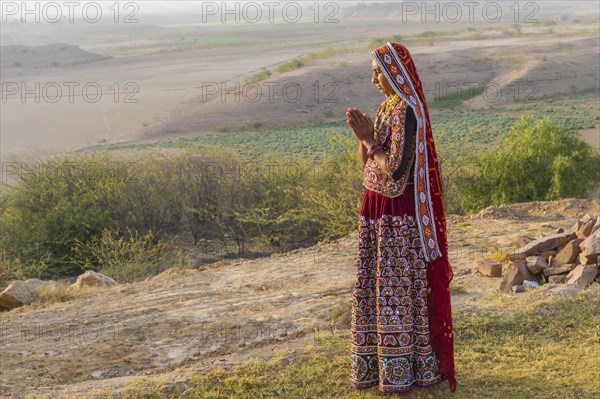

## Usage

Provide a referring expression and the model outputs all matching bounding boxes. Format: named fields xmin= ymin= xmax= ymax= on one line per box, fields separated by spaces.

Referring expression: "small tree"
xmin=456 ymin=115 xmax=600 ymax=212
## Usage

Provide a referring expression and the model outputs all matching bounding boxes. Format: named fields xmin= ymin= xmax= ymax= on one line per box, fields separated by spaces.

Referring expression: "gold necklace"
xmin=374 ymin=93 xmax=401 ymax=142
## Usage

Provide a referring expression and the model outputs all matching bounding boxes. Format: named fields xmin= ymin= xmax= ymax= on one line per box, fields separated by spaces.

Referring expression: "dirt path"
xmin=1 ymin=198 xmax=598 ymax=398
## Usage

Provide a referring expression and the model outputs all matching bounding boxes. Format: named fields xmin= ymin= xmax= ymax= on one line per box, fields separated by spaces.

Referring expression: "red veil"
xmin=371 ymin=42 xmax=457 ymax=393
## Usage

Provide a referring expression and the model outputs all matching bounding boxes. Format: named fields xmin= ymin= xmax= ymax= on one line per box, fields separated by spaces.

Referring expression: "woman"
xmin=345 ymin=42 xmax=457 ymax=395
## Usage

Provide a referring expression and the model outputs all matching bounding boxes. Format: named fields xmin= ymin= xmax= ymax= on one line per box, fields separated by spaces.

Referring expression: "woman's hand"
xmin=346 ymin=107 xmax=374 ymax=145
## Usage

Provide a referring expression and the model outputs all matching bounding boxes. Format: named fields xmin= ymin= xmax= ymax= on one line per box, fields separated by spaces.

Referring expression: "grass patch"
xmin=276 ymin=58 xmax=305 ymax=74
xmin=487 ymin=249 xmax=509 ymax=263
xmin=469 ymin=31 xmax=487 ymax=40
xmin=34 ymin=281 xmax=78 ymax=304
xmin=450 ymin=284 xmax=468 ymax=294
xmin=109 ymin=284 xmax=600 ymax=398
xmin=274 ymin=47 xmax=355 ymax=74
xmin=97 ymin=95 xmax=598 ymax=160
xmin=104 ymin=120 xmax=351 ymax=162
xmin=370 ymin=34 xmax=403 ymax=48
xmin=215 ymin=124 xmax=229 ymax=133
xmin=245 ymin=68 xmax=272 ymax=85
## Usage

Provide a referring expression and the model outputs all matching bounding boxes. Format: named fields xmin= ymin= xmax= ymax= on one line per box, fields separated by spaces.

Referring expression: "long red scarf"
xmin=371 ymin=42 xmax=457 ymax=393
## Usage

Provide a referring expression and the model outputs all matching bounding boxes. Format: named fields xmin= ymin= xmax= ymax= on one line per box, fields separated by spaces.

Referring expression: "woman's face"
xmin=372 ymin=59 xmax=396 ymax=97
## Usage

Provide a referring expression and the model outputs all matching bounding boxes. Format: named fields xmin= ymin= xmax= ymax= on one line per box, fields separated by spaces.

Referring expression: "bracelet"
xmin=367 ymin=143 xmax=383 ymax=160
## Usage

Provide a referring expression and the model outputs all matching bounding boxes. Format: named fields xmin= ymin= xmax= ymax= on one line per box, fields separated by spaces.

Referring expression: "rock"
xmin=543 ymin=264 xmax=577 ymax=276
xmin=567 ymin=219 xmax=582 ymax=234
xmin=579 ymin=230 xmax=600 ymax=259
xmin=542 ymin=284 xmax=585 ymax=297
xmin=565 ymin=265 xmax=599 ymax=286
xmin=500 ymin=264 xmax=525 ymax=292
xmin=0 ymin=279 xmax=56 ymax=310
xmin=576 ymin=218 xmax=596 ymax=239
xmin=592 ymin=217 xmax=600 ymax=235
xmin=515 ymin=235 xmax=534 ymax=249
xmin=507 ymin=232 xmax=576 ymax=261
xmin=477 ymin=260 xmax=502 ymax=277
xmin=551 ymin=240 xmax=581 ymax=265
xmin=500 ymin=260 xmax=540 ymax=292
xmin=581 ymin=213 xmax=596 ymax=224
xmin=539 ymin=250 xmax=557 ymax=262
xmin=548 ymin=274 xmax=567 ymax=283
xmin=579 ymin=252 xmax=598 ymax=265
xmin=70 ymin=271 xmax=117 ymax=290
xmin=523 ymin=280 xmax=539 ymax=289
xmin=512 ymin=284 xmax=525 ymax=293
xmin=517 ymin=259 xmax=542 ymax=282
xmin=555 ymin=228 xmax=564 ymax=234
xmin=526 ymin=256 xmax=549 ymax=274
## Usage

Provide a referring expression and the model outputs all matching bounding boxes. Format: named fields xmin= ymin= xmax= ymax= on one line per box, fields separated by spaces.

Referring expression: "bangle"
xmin=367 ymin=143 xmax=383 ymax=160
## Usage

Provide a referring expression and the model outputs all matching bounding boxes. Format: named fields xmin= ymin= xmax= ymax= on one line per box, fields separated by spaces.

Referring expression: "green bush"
xmin=0 ymin=152 xmax=182 ymax=279
xmin=0 ymin=137 xmax=366 ymax=281
xmin=71 ymin=227 xmax=169 ymax=283
xmin=455 ymin=115 xmax=600 ymax=213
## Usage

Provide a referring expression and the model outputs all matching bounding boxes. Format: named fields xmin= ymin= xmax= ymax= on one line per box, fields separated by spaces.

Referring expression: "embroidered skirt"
xmin=350 ymin=183 xmax=446 ymax=394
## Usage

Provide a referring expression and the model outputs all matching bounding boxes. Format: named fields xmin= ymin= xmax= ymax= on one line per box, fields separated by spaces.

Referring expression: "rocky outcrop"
xmin=69 ymin=271 xmax=118 ymax=290
xmin=0 ymin=271 xmax=118 ymax=310
xmin=0 ymin=279 xmax=56 ymax=310
xmin=498 ymin=214 xmax=599 ymax=292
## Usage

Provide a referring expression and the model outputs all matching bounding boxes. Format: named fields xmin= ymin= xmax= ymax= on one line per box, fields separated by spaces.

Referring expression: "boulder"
xmin=507 ymin=232 xmax=576 ymax=261
xmin=592 ymin=217 xmax=600 ymax=235
xmin=580 ymin=213 xmax=596 ymax=224
xmin=0 ymin=279 xmax=56 ymax=310
xmin=500 ymin=260 xmax=540 ymax=292
xmin=565 ymin=265 xmax=599 ymax=286
xmin=551 ymin=240 xmax=581 ymax=266
xmin=517 ymin=259 xmax=542 ymax=283
xmin=579 ymin=252 xmax=598 ymax=265
xmin=567 ymin=219 xmax=582 ymax=234
xmin=500 ymin=264 xmax=524 ymax=292
xmin=515 ymin=235 xmax=534 ymax=249
xmin=70 ymin=271 xmax=117 ymax=290
xmin=525 ymin=256 xmax=548 ymax=274
xmin=579 ymin=230 xmax=600 ymax=259
xmin=576 ymin=218 xmax=596 ymax=239
xmin=477 ymin=260 xmax=502 ymax=277
xmin=542 ymin=284 xmax=585 ymax=297
xmin=543 ymin=263 xmax=577 ymax=276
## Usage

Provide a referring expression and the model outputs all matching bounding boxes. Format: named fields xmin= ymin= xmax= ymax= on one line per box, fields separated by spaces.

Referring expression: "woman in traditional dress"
xmin=345 ymin=42 xmax=457 ymax=395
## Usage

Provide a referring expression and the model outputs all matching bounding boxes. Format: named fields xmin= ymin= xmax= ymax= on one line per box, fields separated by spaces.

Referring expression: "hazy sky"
xmin=0 ymin=0 xmax=364 ymax=19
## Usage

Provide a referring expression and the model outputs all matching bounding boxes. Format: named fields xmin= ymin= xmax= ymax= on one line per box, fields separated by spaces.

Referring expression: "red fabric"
xmin=373 ymin=42 xmax=457 ymax=393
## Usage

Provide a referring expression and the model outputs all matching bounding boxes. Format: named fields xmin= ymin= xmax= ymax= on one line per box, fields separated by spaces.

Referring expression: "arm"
xmin=358 ymin=141 xmax=368 ymax=167
xmin=362 ymin=105 xmax=417 ymax=181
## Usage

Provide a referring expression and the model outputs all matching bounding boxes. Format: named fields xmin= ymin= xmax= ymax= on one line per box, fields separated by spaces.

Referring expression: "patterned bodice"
xmin=363 ymin=99 xmax=417 ymax=198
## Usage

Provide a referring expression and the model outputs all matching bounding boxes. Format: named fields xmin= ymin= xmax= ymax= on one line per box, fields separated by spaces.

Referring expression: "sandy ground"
xmin=0 ymin=44 xmax=309 ymax=161
xmin=90 ymin=34 xmax=600 ymax=147
xmin=1 ymin=197 xmax=598 ymax=398
xmin=1 ymin=24 xmax=599 ymax=161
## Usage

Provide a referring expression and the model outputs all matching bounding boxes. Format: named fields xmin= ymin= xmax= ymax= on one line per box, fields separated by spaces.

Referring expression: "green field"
xmin=101 ymin=94 xmax=599 ymax=161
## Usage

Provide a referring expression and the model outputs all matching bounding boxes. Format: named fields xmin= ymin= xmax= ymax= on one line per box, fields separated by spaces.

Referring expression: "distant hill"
xmin=0 ymin=43 xmax=110 ymax=75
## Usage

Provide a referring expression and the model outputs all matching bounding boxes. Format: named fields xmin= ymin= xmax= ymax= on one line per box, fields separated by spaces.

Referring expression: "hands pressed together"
xmin=347 ymin=107 xmax=392 ymax=177
xmin=346 ymin=107 xmax=375 ymax=146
